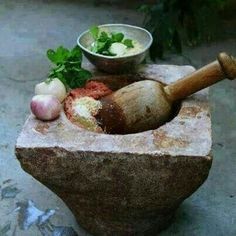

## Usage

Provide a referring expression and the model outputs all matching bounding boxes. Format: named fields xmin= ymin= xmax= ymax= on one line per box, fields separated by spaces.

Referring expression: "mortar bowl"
xmin=15 ymin=64 xmax=212 ymax=235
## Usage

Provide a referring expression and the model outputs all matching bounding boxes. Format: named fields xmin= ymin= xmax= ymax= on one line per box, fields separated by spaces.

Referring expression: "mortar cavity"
xmin=64 ymin=76 xmax=181 ymax=135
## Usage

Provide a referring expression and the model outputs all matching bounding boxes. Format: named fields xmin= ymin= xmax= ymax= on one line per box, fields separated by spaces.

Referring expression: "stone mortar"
xmin=15 ymin=64 xmax=212 ymax=236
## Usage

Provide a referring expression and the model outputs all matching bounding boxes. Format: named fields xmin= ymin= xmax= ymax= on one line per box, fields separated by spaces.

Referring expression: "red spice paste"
xmin=64 ymin=80 xmax=112 ymax=124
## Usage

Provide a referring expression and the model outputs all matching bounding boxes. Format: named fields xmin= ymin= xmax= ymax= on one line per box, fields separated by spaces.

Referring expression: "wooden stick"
xmin=164 ymin=53 xmax=236 ymax=101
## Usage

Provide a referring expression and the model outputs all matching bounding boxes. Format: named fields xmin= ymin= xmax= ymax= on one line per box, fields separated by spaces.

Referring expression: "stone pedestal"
xmin=15 ymin=64 xmax=212 ymax=236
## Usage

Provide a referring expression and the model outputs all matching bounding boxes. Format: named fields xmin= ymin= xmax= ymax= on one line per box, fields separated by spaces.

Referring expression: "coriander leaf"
xmin=98 ymin=31 xmax=109 ymax=42
xmin=47 ymin=49 xmax=56 ymax=63
xmin=99 ymin=31 xmax=109 ymax=42
xmin=48 ymin=70 xmax=55 ymax=78
xmin=73 ymin=68 xmax=92 ymax=78
xmin=56 ymin=73 xmax=68 ymax=88
xmin=47 ymin=46 xmax=69 ymax=64
xmin=91 ymin=41 xmax=107 ymax=54
xmin=77 ymin=69 xmax=92 ymax=79
xmin=70 ymin=69 xmax=92 ymax=88
xmin=55 ymin=64 xmax=65 ymax=73
xmin=96 ymin=41 xmax=107 ymax=52
xmin=69 ymin=45 xmax=82 ymax=62
xmin=91 ymin=31 xmax=113 ymax=54
xmin=55 ymin=46 xmax=70 ymax=63
xmin=112 ymin=33 xmax=124 ymax=42
xmin=47 ymin=45 xmax=92 ymax=89
xmin=90 ymin=26 xmax=99 ymax=40
xmin=123 ymin=39 xmax=134 ymax=48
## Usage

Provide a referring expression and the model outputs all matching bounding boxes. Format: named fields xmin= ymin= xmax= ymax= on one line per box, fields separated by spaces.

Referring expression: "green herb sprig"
xmin=89 ymin=26 xmax=134 ymax=56
xmin=47 ymin=46 xmax=92 ymax=89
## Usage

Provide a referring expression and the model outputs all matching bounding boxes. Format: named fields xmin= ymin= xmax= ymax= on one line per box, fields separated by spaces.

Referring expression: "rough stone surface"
xmin=15 ymin=64 xmax=212 ymax=235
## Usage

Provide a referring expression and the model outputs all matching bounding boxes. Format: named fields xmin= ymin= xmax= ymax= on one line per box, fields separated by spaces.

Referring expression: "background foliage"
xmin=140 ymin=0 xmax=229 ymax=60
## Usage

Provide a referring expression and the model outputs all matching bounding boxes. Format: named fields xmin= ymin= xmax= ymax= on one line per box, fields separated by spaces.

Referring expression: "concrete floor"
xmin=0 ymin=0 xmax=235 ymax=235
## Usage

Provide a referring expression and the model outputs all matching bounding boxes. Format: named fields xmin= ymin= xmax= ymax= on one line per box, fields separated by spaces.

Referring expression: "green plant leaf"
xmin=47 ymin=49 xmax=56 ymax=63
xmin=123 ymin=39 xmax=134 ymax=48
xmin=55 ymin=46 xmax=69 ymax=62
xmin=47 ymin=46 xmax=69 ymax=64
xmin=99 ymin=31 xmax=109 ymax=42
xmin=90 ymin=25 xmax=99 ymax=39
xmin=70 ymin=45 xmax=82 ymax=59
xmin=55 ymin=64 xmax=65 ymax=73
xmin=112 ymin=33 xmax=124 ymax=42
xmin=47 ymin=46 xmax=92 ymax=89
xmin=91 ymin=41 xmax=107 ymax=53
xmin=71 ymin=69 xmax=92 ymax=88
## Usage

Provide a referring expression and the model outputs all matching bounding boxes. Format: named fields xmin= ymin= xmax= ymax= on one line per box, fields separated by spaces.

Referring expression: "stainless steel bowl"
xmin=77 ymin=24 xmax=153 ymax=74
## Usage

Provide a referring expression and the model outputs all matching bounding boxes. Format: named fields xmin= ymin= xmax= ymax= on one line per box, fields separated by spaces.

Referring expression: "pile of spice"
xmin=64 ymin=81 xmax=112 ymax=132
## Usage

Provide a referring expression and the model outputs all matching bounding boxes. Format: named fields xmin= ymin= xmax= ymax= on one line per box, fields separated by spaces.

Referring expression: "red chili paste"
xmin=64 ymin=81 xmax=112 ymax=125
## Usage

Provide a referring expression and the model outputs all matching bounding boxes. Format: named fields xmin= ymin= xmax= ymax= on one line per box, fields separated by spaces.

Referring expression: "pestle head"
xmin=97 ymin=80 xmax=172 ymax=134
xmin=218 ymin=52 xmax=236 ymax=80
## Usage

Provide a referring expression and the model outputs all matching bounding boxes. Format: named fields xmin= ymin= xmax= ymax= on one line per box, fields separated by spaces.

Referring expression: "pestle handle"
xmin=164 ymin=52 xmax=236 ymax=102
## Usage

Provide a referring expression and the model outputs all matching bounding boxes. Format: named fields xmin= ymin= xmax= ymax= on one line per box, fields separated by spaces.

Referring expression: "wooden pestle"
xmin=96 ymin=52 xmax=236 ymax=134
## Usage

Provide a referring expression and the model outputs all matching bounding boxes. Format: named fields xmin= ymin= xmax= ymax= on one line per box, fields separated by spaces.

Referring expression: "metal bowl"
xmin=77 ymin=24 xmax=153 ymax=73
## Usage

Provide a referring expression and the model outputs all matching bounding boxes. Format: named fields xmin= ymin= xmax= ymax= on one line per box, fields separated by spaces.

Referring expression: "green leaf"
xmin=78 ymin=69 xmax=92 ymax=79
xmin=48 ymin=70 xmax=56 ymax=78
xmin=123 ymin=39 xmax=134 ymax=48
xmin=47 ymin=46 xmax=69 ymax=64
xmin=56 ymin=73 xmax=68 ymax=87
xmin=55 ymin=46 xmax=69 ymax=62
xmin=90 ymin=25 xmax=99 ymax=39
xmin=92 ymin=41 xmax=107 ymax=53
xmin=112 ymin=33 xmax=124 ymax=42
xmin=70 ymin=45 xmax=82 ymax=60
xmin=70 ymin=69 xmax=92 ymax=88
xmin=55 ymin=64 xmax=65 ymax=73
xmin=99 ymin=31 xmax=109 ymax=42
xmin=47 ymin=49 xmax=56 ymax=63
xmin=47 ymin=45 xmax=92 ymax=89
